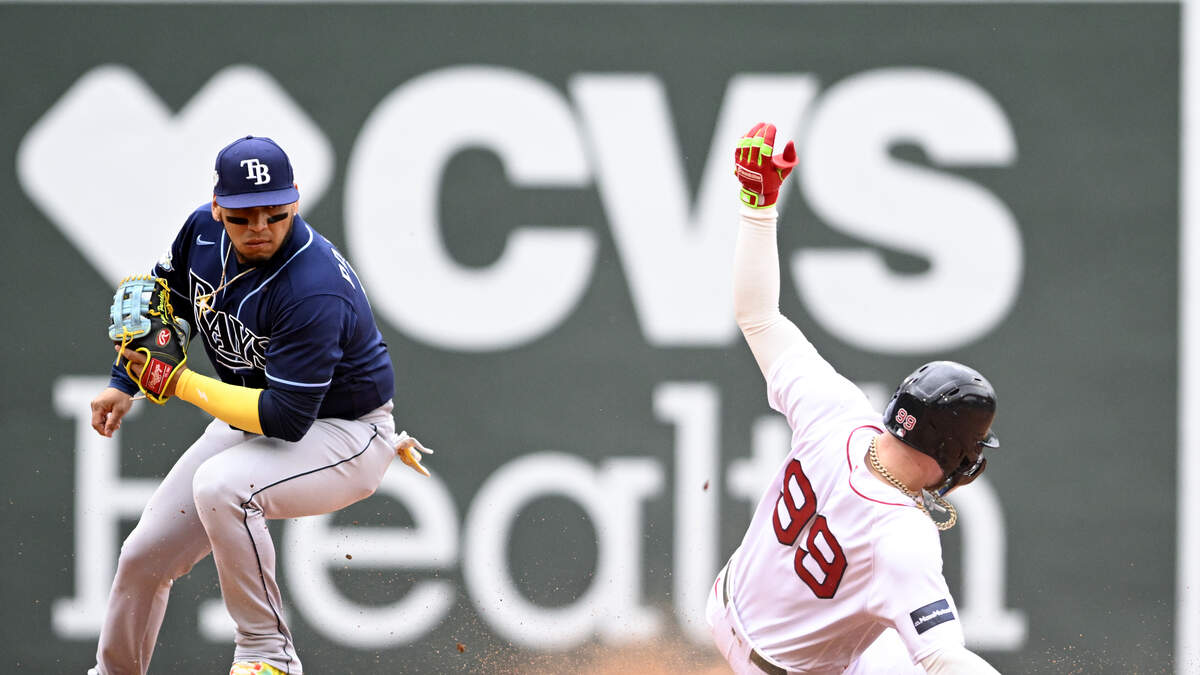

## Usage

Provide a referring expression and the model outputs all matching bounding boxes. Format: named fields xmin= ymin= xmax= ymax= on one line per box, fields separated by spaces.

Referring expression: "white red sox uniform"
xmin=707 ymin=202 xmax=980 ymax=675
xmin=706 ymin=339 xmax=963 ymax=674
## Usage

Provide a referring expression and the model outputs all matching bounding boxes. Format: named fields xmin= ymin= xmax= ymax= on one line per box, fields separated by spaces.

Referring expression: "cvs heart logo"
xmin=17 ymin=64 xmax=334 ymax=285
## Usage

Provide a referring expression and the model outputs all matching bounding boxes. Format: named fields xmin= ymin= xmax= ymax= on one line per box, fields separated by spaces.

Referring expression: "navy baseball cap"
xmin=213 ymin=135 xmax=300 ymax=208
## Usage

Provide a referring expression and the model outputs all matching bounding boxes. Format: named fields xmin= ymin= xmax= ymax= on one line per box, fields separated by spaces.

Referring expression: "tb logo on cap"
xmin=240 ymin=158 xmax=271 ymax=185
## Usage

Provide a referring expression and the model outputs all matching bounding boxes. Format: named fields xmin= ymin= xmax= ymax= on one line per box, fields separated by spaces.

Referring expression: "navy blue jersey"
xmin=111 ymin=205 xmax=395 ymax=440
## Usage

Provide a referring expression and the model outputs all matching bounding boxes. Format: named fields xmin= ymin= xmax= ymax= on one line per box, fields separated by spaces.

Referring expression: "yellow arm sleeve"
xmin=174 ymin=369 xmax=264 ymax=435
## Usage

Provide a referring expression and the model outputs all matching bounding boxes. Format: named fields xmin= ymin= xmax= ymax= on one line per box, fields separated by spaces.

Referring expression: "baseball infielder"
xmin=710 ymin=122 xmax=1003 ymax=674
xmin=87 ymin=136 xmax=430 ymax=675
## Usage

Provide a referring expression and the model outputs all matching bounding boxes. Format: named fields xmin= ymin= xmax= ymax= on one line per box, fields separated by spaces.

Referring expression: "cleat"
xmin=229 ymin=662 xmax=285 ymax=675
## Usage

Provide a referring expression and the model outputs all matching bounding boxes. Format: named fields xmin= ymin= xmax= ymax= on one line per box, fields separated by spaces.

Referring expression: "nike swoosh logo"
xmin=196 ymin=235 xmax=215 ymax=246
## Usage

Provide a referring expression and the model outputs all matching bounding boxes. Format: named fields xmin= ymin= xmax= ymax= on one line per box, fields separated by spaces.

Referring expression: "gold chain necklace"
xmin=195 ymin=242 xmax=258 ymax=316
xmin=868 ymin=436 xmax=957 ymax=531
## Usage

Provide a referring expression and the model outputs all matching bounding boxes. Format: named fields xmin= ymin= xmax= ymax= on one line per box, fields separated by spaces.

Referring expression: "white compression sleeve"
xmin=733 ymin=204 xmax=806 ymax=377
xmin=919 ymin=645 xmax=1003 ymax=675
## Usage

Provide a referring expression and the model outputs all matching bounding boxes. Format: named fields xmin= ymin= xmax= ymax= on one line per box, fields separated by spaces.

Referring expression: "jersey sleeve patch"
xmin=909 ymin=599 xmax=956 ymax=635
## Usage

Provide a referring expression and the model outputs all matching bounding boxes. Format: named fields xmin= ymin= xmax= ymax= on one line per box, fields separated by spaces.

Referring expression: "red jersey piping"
xmin=845 ymin=424 xmax=912 ymax=507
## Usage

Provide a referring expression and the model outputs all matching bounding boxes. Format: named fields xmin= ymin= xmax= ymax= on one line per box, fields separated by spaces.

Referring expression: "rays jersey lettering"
xmin=191 ymin=272 xmax=268 ymax=370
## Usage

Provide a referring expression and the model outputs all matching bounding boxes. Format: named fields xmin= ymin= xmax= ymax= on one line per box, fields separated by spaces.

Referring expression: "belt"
xmin=722 ymin=567 xmax=788 ymax=675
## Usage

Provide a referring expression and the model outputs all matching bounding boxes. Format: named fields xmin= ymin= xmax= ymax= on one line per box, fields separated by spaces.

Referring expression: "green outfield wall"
xmin=0 ymin=3 xmax=1184 ymax=673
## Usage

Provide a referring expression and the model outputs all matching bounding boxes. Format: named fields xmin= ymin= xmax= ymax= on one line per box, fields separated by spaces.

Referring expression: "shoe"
xmin=229 ymin=663 xmax=285 ymax=675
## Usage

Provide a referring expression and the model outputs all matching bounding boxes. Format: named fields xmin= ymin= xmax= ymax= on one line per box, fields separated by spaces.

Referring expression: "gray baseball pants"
xmin=91 ymin=402 xmax=397 ymax=675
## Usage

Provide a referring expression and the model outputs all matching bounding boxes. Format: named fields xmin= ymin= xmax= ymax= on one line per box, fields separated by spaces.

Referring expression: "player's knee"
xmin=191 ymin=459 xmax=243 ymax=514
xmin=116 ymin=529 xmax=177 ymax=584
xmin=358 ymin=478 xmax=378 ymax=502
xmin=352 ymin=467 xmax=387 ymax=504
xmin=115 ymin=533 xmax=154 ymax=575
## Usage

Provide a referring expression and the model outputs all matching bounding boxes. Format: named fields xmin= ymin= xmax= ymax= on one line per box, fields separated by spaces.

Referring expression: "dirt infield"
xmin=472 ymin=639 xmax=733 ymax=674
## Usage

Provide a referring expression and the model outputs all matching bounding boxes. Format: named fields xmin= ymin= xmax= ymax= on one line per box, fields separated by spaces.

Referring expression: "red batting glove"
xmin=734 ymin=122 xmax=797 ymax=208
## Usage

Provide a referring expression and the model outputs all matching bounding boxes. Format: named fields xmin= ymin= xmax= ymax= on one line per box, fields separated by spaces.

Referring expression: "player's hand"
xmin=734 ymin=122 xmax=797 ymax=208
xmin=116 ymin=345 xmax=190 ymax=399
xmin=90 ymin=386 xmax=134 ymax=438
xmin=393 ymin=430 xmax=433 ymax=477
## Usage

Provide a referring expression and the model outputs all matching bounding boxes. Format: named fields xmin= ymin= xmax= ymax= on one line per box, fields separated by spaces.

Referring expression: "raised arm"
xmin=733 ymin=122 xmax=807 ymax=377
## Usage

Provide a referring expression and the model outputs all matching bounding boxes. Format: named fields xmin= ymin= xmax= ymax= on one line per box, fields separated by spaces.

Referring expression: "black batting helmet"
xmin=883 ymin=361 xmax=999 ymax=496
